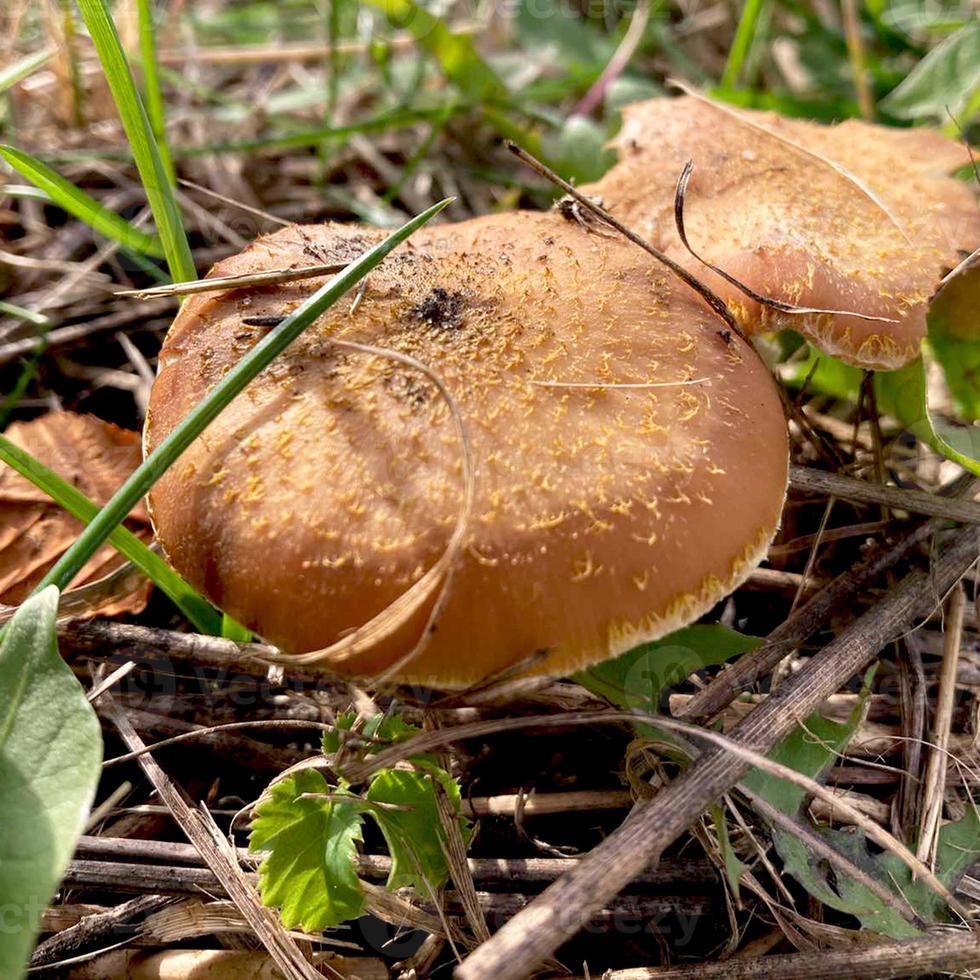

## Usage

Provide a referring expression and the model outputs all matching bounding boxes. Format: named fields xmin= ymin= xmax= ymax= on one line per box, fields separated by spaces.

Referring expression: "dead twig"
xmin=114 ymin=262 xmax=348 ymax=299
xmin=789 ymin=466 xmax=980 ymax=524
xmin=678 ymin=506 xmax=956 ymax=723
xmin=95 ymin=690 xmax=323 ymax=980
xmin=72 ymin=836 xmax=714 ymax=887
xmin=453 ymin=526 xmax=980 ymax=980
xmin=504 ymin=141 xmax=743 ymax=339
xmin=588 ymin=928 xmax=980 ymax=979
xmin=30 ymin=895 xmax=175 ymax=971
xmin=918 ymin=583 xmax=967 ymax=864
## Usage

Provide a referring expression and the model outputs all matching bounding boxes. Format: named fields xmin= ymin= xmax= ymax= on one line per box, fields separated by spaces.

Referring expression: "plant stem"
xmin=721 ymin=0 xmax=768 ymax=90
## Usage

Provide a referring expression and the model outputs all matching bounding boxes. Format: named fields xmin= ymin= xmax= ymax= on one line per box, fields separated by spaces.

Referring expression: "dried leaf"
xmin=0 ymin=412 xmax=152 ymax=614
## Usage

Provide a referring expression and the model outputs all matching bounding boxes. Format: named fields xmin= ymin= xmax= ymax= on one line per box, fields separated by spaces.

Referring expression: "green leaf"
xmin=711 ymin=803 xmax=743 ymax=901
xmin=926 ymin=248 xmax=980 ymax=420
xmin=721 ymin=0 xmax=771 ymax=89
xmin=0 ymin=434 xmax=223 ymax=636
xmin=738 ymin=675 xmax=980 ymax=938
xmin=0 ymin=48 xmax=54 ymax=95
xmin=881 ymin=21 xmax=980 ymax=122
xmin=0 ymin=300 xmax=50 ymax=327
xmin=364 ymin=0 xmax=507 ymax=104
xmin=875 ymin=248 xmax=980 ymax=470
xmin=365 ymin=765 xmax=471 ymax=893
xmin=249 ymin=770 xmax=366 ymax=931
xmin=542 ymin=114 xmax=615 ymax=184
xmin=134 ymin=0 xmax=176 ymax=186
xmin=772 ymin=809 xmax=980 ymax=939
xmin=742 ymin=711 xmax=856 ymax=817
xmin=77 ymin=0 xmax=195 ymax=281
xmin=576 ymin=625 xmax=760 ymax=734
xmin=322 ymin=711 xmax=421 ymax=756
xmin=788 ymin=346 xmax=864 ymax=402
xmin=875 ymin=357 xmax=980 ymax=475
xmin=514 ymin=0 xmax=613 ymax=73
xmin=930 ymin=333 xmax=980 ymax=420
xmin=33 ymin=199 xmax=450 ymax=597
xmin=0 ymin=587 xmax=102 ymax=979
xmin=219 ymin=613 xmax=252 ymax=643
xmin=739 ymin=703 xmax=905 ymax=932
xmin=0 ymin=145 xmax=164 ymax=257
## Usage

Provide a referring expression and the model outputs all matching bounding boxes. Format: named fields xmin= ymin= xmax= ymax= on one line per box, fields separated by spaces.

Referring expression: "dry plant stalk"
xmin=96 ymin=690 xmax=323 ymax=980
xmin=454 ymin=527 xmax=980 ymax=980
xmin=116 ymin=261 xmax=348 ymax=299
xmin=917 ymin=584 xmax=967 ymax=864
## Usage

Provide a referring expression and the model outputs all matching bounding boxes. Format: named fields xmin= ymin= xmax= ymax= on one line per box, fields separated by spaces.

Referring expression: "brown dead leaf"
xmin=0 ymin=411 xmax=152 ymax=616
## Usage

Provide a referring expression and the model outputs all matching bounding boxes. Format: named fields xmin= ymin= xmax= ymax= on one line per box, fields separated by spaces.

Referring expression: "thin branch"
xmin=115 ymin=261 xmax=348 ymax=299
xmin=453 ymin=526 xmax=980 ymax=980
xmin=789 ymin=466 xmax=980 ymax=525
xmin=95 ymin=691 xmax=323 ymax=980
xmin=917 ymin=583 xmax=966 ymax=864
xmin=504 ymin=141 xmax=744 ymax=339
xmin=590 ymin=928 xmax=980 ymax=980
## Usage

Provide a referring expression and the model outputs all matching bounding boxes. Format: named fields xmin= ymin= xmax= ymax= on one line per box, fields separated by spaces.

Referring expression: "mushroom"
xmin=580 ymin=95 xmax=980 ymax=369
xmin=145 ymin=212 xmax=788 ymax=685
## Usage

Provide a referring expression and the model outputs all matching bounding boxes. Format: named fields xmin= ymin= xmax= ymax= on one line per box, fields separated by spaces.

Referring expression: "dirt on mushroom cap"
xmin=581 ymin=95 xmax=980 ymax=370
xmin=145 ymin=212 xmax=788 ymax=686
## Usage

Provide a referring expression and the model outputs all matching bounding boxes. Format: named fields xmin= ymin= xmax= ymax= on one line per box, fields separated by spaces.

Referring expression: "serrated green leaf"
xmin=365 ymin=765 xmax=471 ymax=894
xmin=740 ymin=704 xmax=908 ymax=933
xmin=772 ymin=808 xmax=980 ymax=939
xmin=738 ymin=674 xmax=980 ymax=938
xmin=322 ymin=712 xmax=421 ymax=756
xmin=0 ymin=587 xmax=103 ymax=980
xmin=742 ymin=711 xmax=856 ymax=819
xmin=881 ymin=21 xmax=980 ymax=122
xmin=249 ymin=771 xmax=366 ymax=931
xmin=0 ymin=145 xmax=164 ymax=257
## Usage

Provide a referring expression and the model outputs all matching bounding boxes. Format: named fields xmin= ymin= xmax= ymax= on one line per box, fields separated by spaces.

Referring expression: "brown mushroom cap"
xmin=145 ymin=212 xmax=788 ymax=685
xmin=581 ymin=96 xmax=980 ymax=370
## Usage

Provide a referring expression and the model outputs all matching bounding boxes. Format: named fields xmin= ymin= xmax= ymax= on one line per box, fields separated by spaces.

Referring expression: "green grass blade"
xmin=0 ymin=184 xmax=53 ymax=202
xmin=0 ymin=301 xmax=50 ymax=327
xmin=77 ymin=0 xmax=195 ymax=281
xmin=0 ymin=145 xmax=165 ymax=257
xmin=135 ymin=0 xmax=176 ymax=185
xmin=0 ymin=48 xmax=54 ymax=94
xmin=0 ymin=434 xmax=223 ymax=634
xmin=721 ymin=0 xmax=769 ymax=89
xmin=35 ymin=198 xmax=451 ymax=595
